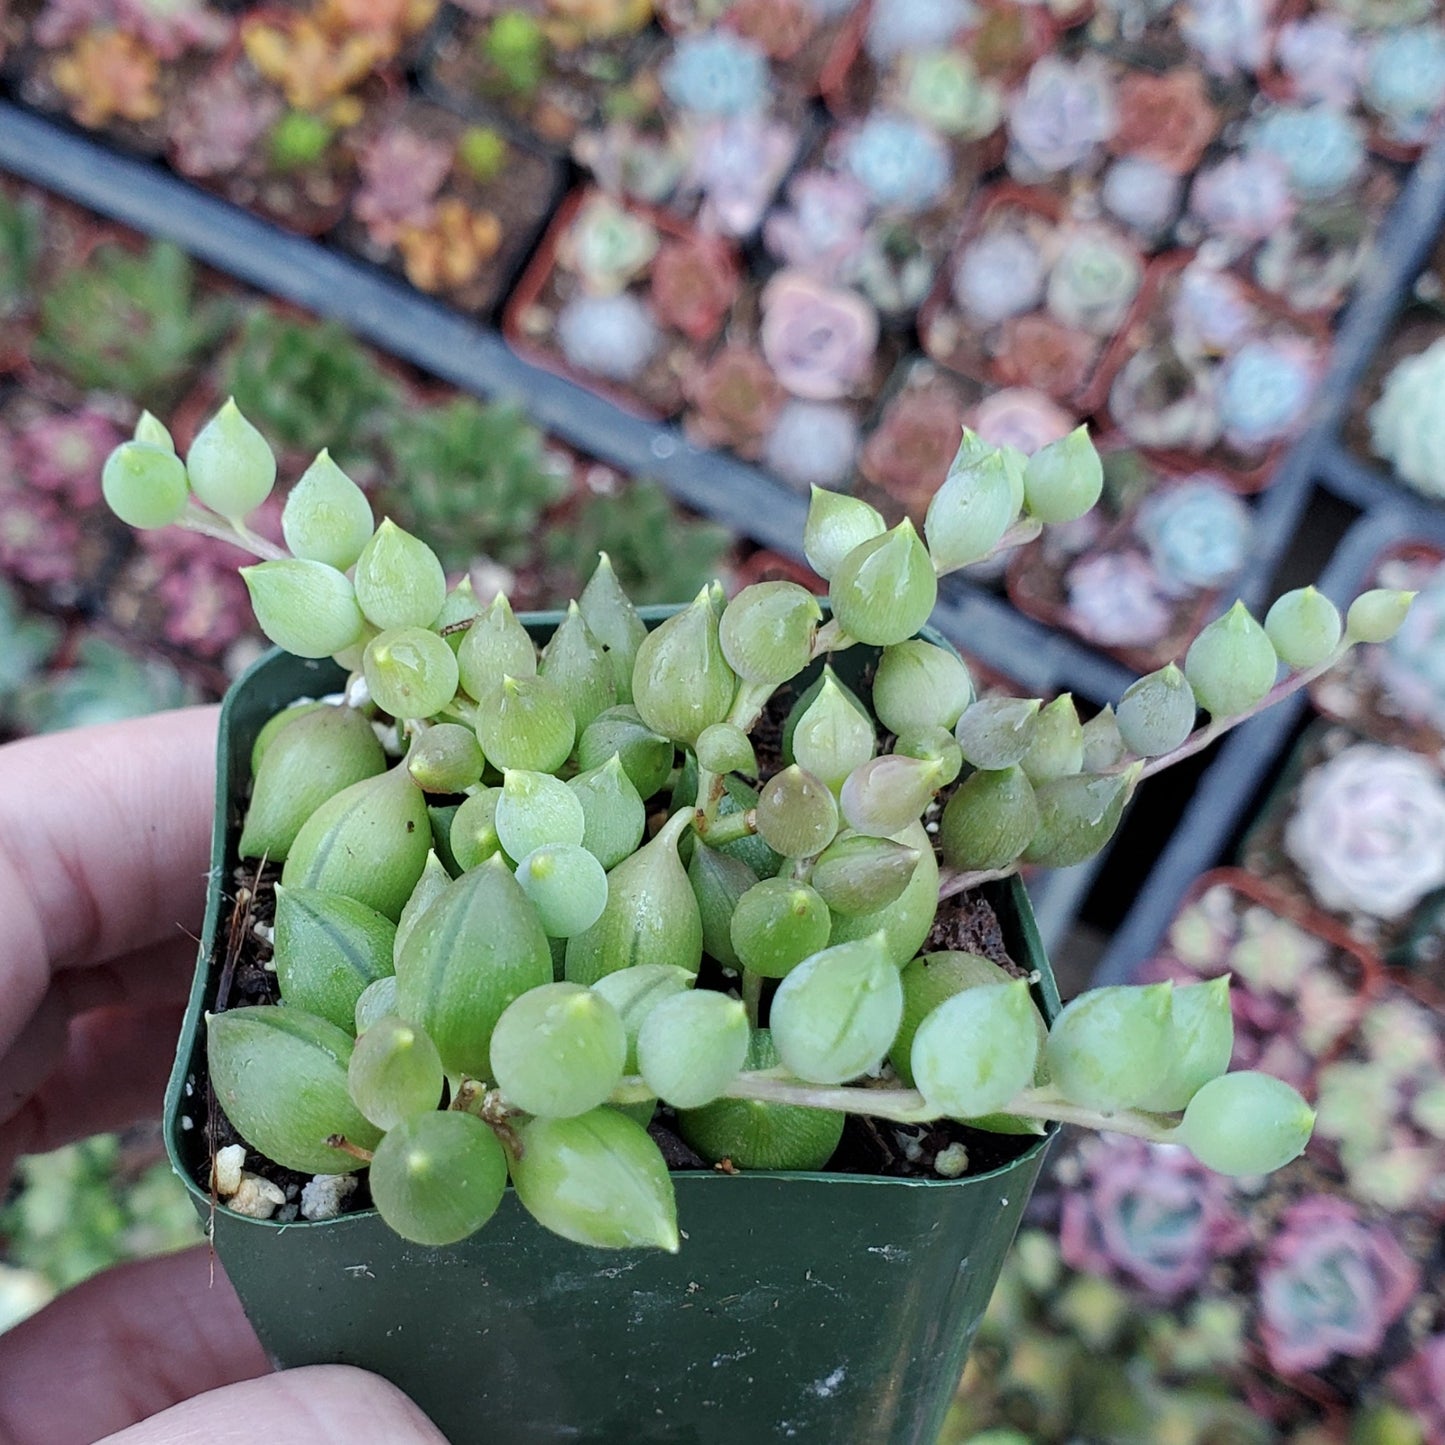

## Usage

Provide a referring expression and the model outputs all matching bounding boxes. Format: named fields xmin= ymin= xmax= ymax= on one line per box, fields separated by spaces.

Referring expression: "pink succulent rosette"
xmin=1065 ymin=550 xmax=1171 ymax=647
xmin=763 ymin=170 xmax=871 ymax=286
xmin=967 ymin=387 xmax=1074 ymax=456
xmin=354 ymin=129 xmax=452 ymax=249
xmin=1257 ymin=1195 xmax=1418 ymax=1376
xmin=758 ymin=270 xmax=878 ymax=402
xmin=15 ymin=409 xmax=123 ymax=507
xmin=1283 ymin=743 xmax=1445 ymax=921
xmin=1059 ymin=1134 xmax=1250 ymax=1301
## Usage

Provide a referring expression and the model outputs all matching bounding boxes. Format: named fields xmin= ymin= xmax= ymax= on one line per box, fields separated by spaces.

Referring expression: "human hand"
xmin=0 ymin=708 xmax=447 ymax=1445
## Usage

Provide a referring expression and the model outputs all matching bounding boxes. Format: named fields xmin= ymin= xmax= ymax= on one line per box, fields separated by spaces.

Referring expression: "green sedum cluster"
xmin=101 ymin=406 xmax=1414 ymax=1253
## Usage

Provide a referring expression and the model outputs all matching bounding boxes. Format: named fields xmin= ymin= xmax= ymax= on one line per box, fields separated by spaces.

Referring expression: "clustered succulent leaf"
xmin=98 ymin=406 xmax=1411 ymax=1254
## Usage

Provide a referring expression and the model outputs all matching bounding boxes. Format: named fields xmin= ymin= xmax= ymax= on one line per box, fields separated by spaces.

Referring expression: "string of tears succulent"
xmin=100 ymin=402 xmax=1414 ymax=1254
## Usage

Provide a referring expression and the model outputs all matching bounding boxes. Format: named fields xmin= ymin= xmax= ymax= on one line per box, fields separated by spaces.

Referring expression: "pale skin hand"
xmin=0 ymin=709 xmax=447 ymax=1445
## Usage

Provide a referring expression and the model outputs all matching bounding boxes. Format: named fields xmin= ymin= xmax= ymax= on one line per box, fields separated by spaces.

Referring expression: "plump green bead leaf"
xmin=829 ymin=520 xmax=937 ymax=646
xmin=955 ymin=697 xmax=1040 ymax=770
xmin=272 ymin=884 xmax=395 ymax=1030
xmin=1177 ymin=1071 xmax=1314 ymax=1176
xmin=490 ymin=982 xmax=626 ymax=1117
xmin=694 ymin=722 xmax=756 ymax=777
xmin=912 ymin=980 xmax=1041 ymax=1118
xmin=637 ymin=991 xmax=749 ymax=1108
xmin=578 ymin=707 xmax=674 ymax=802
xmin=687 ymin=840 xmax=758 ymax=970
xmin=730 ymin=878 xmax=832 ymax=979
xmin=840 ymin=754 xmax=942 ymax=838
xmin=1154 ymin=976 xmax=1235 ymax=1112
xmin=187 ymin=397 xmax=275 ymax=519
xmin=449 ymin=787 xmax=505 ymax=872
xmin=354 ymin=975 xmax=398 ymax=1034
xmin=509 ymin=1109 xmax=680 ymax=1251
xmin=718 ymin=581 xmax=821 ymax=686
xmin=364 ymin=627 xmax=459 ymax=721
xmin=395 ymin=856 xmax=552 ymax=1076
xmin=101 ymin=439 xmax=189 ymax=529
xmin=925 ymin=445 xmax=1016 ymax=573
xmin=457 ymin=593 xmax=536 ymax=700
xmin=1345 ymin=588 xmax=1414 ymax=644
xmin=1022 ymin=767 xmax=1139 ymax=868
xmin=578 ymin=552 xmax=648 ymax=703
xmin=133 ymin=410 xmax=175 ymax=451
xmin=565 ymin=811 xmax=702 ymax=986
xmin=369 ymin=1110 xmax=507 ymax=1246
xmin=1184 ymin=602 xmax=1279 ymax=719
xmin=1264 ymin=587 xmax=1343 ymax=670
xmin=872 ymin=640 xmax=973 ymax=735
xmin=408 ymin=723 xmax=484 ymax=794
xmin=591 ymin=964 xmax=695 ymax=1073
xmin=346 ymin=1013 xmax=444 ymax=1129
xmin=207 ymin=1006 xmax=380 ymax=1174
xmin=241 ymin=703 xmax=386 ymax=861
xmin=677 ymin=1029 xmax=845 ymax=1170
xmin=632 ymin=590 xmax=738 ymax=746
xmin=827 ymin=820 xmax=938 ymax=967
xmin=1115 ymin=666 xmax=1196 ymax=759
xmin=354 ymin=518 xmax=447 ymax=632
xmin=803 ymin=487 xmax=886 ymax=581
xmin=938 ymin=766 xmax=1039 ymax=873
xmin=282 ymin=764 xmax=432 ymax=921
xmin=770 ymin=935 xmax=904 ymax=1084
xmin=713 ymin=775 xmax=782 ymax=878
xmin=496 ymin=769 xmax=586 ymax=860
xmin=570 ymin=754 xmax=647 ymax=869
xmin=811 ymin=834 xmax=920 ymax=916
xmin=516 ymin=843 xmax=609 ymax=937
xmin=1022 ymin=425 xmax=1103 ymax=524
xmin=1080 ymin=706 xmax=1127 ymax=771
xmin=475 ymin=674 xmax=576 ymax=773
xmin=1045 ymin=983 xmax=1174 ymax=1112
xmin=540 ymin=600 xmax=616 ymax=737
xmin=1020 ymin=695 xmax=1084 ymax=783
xmin=435 ymin=577 xmax=481 ymax=655
xmin=892 ymin=726 xmax=963 ymax=786
xmin=250 ymin=700 xmax=326 ymax=775
xmin=282 ymin=450 xmax=374 ymax=570
xmin=788 ymin=669 xmax=875 ymax=792
xmin=755 ymin=764 xmax=840 ymax=857
xmin=241 ymin=560 xmax=366 ymax=659
xmin=395 ymin=851 xmax=452 ymax=966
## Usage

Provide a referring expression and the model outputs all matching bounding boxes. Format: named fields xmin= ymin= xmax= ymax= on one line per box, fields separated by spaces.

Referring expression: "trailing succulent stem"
xmin=102 ymin=404 xmax=1410 ymax=1252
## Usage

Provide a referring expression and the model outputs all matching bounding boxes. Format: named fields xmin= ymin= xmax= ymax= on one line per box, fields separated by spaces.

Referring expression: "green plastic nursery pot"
xmin=164 ymin=621 xmax=1061 ymax=1445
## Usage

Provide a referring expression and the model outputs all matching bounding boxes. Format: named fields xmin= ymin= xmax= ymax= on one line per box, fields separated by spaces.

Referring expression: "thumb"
xmin=96 ymin=1366 xmax=451 ymax=1445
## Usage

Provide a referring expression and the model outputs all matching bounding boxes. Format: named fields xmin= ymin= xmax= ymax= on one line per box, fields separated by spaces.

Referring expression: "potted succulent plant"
xmin=92 ymin=399 xmax=1411 ymax=1444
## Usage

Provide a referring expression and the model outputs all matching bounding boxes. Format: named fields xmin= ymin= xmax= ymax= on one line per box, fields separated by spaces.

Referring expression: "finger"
xmin=0 ymin=1003 xmax=186 ymax=1183
xmin=0 ymin=934 xmax=198 ymax=1128
xmin=95 ymin=1367 xmax=450 ymax=1445
xmin=0 ymin=1246 xmax=270 ymax=1445
xmin=0 ymin=706 xmax=217 ymax=1059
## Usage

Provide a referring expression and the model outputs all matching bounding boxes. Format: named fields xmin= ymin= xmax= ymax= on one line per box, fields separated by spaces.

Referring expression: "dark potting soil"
xmin=200 ymin=860 xmax=1039 ymax=1217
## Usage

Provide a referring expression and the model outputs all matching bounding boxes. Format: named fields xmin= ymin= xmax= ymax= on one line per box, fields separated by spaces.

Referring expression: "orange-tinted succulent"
xmin=52 ymin=31 xmax=162 ymax=129
xmin=242 ymin=12 xmax=388 ymax=114
xmin=995 ymin=314 xmax=1098 ymax=400
xmin=542 ymin=0 xmax=653 ymax=49
xmin=725 ymin=0 xmax=815 ymax=62
xmin=317 ymin=0 xmax=438 ymax=44
xmin=396 ymin=198 xmax=502 ymax=292
xmin=649 ymin=235 xmax=740 ymax=345
xmin=860 ymin=385 xmax=966 ymax=514
xmin=684 ymin=344 xmax=786 ymax=458
xmin=1109 ymin=69 xmax=1219 ymax=176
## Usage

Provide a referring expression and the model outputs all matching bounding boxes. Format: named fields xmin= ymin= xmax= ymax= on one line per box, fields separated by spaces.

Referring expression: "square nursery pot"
xmin=164 ymin=618 xmax=1061 ymax=1445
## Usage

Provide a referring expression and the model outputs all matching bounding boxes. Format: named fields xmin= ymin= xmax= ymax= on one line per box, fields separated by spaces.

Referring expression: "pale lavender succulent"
xmin=1284 ymin=742 xmax=1445 ymax=920
xmin=1135 ymin=479 xmax=1253 ymax=593
xmin=1188 ymin=153 xmax=1295 ymax=244
xmin=970 ymin=387 xmax=1073 ymax=454
xmin=1373 ymin=560 xmax=1445 ymax=731
xmin=1168 ymin=263 xmax=1258 ymax=357
xmin=1100 ymin=157 xmax=1182 ymax=240
xmin=1217 ymin=336 xmax=1317 ymax=448
xmin=114 ymin=0 xmax=229 ymax=58
xmin=1007 ymin=56 xmax=1117 ymax=182
xmin=556 ymin=293 xmax=660 ymax=383
xmin=1369 ymin=338 xmax=1445 ymax=498
xmin=759 ymin=270 xmax=878 ymax=401
xmin=1364 ymin=25 xmax=1445 ymax=145
xmin=762 ymin=400 xmax=858 ymax=490
xmin=353 ymin=128 xmax=452 ymax=249
xmin=1274 ymin=16 xmax=1365 ymax=108
xmin=572 ymin=121 xmax=688 ymax=206
xmin=763 ymin=170 xmax=872 ymax=284
xmin=169 ymin=71 xmax=282 ymax=177
xmin=1066 ymin=549 xmax=1173 ymax=647
xmin=1258 ymin=1196 xmax=1418 ymax=1375
xmin=863 ymin=0 xmax=972 ymax=62
xmin=1177 ymin=0 xmax=1272 ymax=77
xmin=950 ymin=228 xmax=1045 ymax=325
xmin=686 ymin=114 xmax=798 ymax=238
xmin=1059 ymin=1134 xmax=1250 ymax=1301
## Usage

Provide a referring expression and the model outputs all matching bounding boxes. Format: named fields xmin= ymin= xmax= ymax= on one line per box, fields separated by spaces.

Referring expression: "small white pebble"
xmin=345 ymin=675 xmax=371 ymax=709
xmin=903 ymin=1140 xmax=924 ymax=1163
xmin=935 ymin=1143 xmax=969 ymax=1178
xmin=229 ymin=1173 xmax=286 ymax=1219
xmin=302 ymin=1174 xmax=359 ymax=1221
xmin=252 ymin=921 xmax=274 ymax=945
xmin=212 ymin=1144 xmax=246 ymax=1197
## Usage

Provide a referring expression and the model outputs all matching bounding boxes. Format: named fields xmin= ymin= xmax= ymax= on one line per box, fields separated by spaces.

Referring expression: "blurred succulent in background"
xmin=353 ymin=127 xmax=453 ymax=248
xmin=1066 ymin=550 xmax=1173 ymax=648
xmin=395 ymin=199 xmax=503 ymax=295
xmin=951 ymin=227 xmax=1046 ymax=326
xmin=852 ymin=222 xmax=937 ymax=318
xmin=0 ymin=190 xmax=44 ymax=345
xmin=861 ymin=382 xmax=967 ymax=514
xmin=841 ymin=112 xmax=952 ymax=213
xmin=1188 ymin=153 xmax=1295 ymax=245
xmin=1249 ymin=104 xmax=1367 ymax=202
xmin=1007 ymin=56 xmax=1116 ymax=182
xmin=1107 ymin=69 xmax=1218 ymax=177
xmin=1274 ymin=15 xmax=1363 ymax=108
xmin=167 ymin=70 xmax=283 ymax=178
xmin=13 ymin=634 xmax=196 ymax=733
xmin=1100 ymin=157 xmax=1181 ymax=242
xmin=381 ymin=399 xmax=571 ymax=573
xmin=14 ymin=406 xmax=123 ymax=508
xmin=559 ymin=195 xmax=659 ymax=296
xmin=1372 ymin=560 xmax=1445 ymax=731
xmin=1257 ymin=1196 xmax=1417 ymax=1376
xmin=1217 ymin=337 xmax=1318 ymax=450
xmin=1369 ymin=337 xmax=1445 ymax=498
xmin=556 ymin=293 xmax=660 ymax=383
xmin=1363 ymin=24 xmax=1445 ymax=146
xmin=1110 ymin=350 xmax=1220 ymax=454
xmin=1059 ymin=1134 xmax=1248 ymax=1301
xmin=1045 ymin=228 xmax=1142 ymax=337
xmin=659 ymin=30 xmax=770 ymax=117
xmin=863 ymin=0 xmax=970 ymax=63
xmin=36 ymin=241 xmax=234 ymax=410
xmin=684 ymin=114 xmax=798 ymax=238
xmin=1177 ymin=0 xmax=1271 ymax=77
xmin=763 ymin=170 xmax=871 ymax=285
xmin=1391 ymin=1333 xmax=1445 ymax=1441
xmin=762 ymin=398 xmax=859 ymax=490
xmin=48 ymin=30 xmax=162 ymax=130
xmin=684 ymin=345 xmax=786 ymax=458
xmin=0 ymin=577 xmax=62 ymax=734
xmin=760 ymin=270 xmax=878 ymax=401
xmin=1134 ymin=481 xmax=1252 ymax=595
xmin=970 ymin=387 xmax=1074 ymax=454
xmin=647 ymin=235 xmax=740 ymax=344
xmin=1284 ymin=743 xmax=1445 ymax=920
xmin=896 ymin=49 xmax=1002 ymax=141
